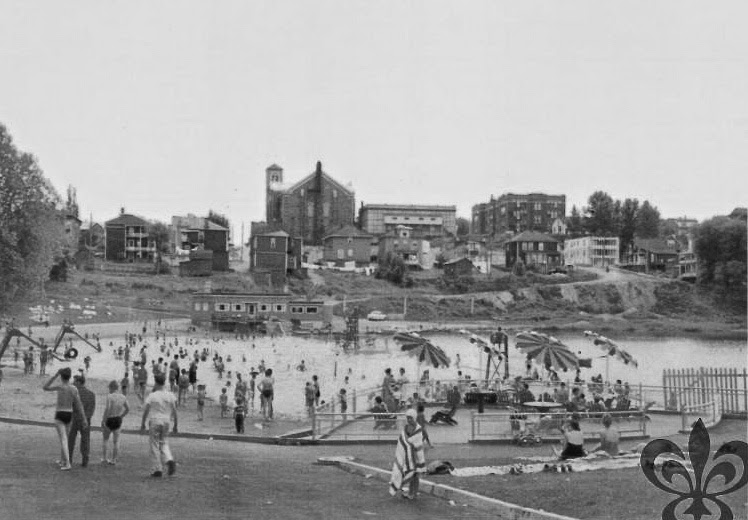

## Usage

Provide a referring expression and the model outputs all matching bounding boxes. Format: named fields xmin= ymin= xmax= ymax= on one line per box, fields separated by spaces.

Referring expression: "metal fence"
xmin=470 ymin=410 xmax=648 ymax=442
xmin=312 ymin=412 xmax=407 ymax=441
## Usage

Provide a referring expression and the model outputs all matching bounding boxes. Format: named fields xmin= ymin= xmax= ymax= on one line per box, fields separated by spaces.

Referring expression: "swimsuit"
xmin=105 ymin=416 xmax=123 ymax=431
xmin=55 ymin=411 xmax=73 ymax=424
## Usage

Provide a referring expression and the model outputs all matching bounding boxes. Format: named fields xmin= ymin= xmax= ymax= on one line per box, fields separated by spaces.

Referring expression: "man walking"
xmin=68 ymin=375 xmax=96 ymax=467
xmin=140 ymin=374 xmax=178 ymax=478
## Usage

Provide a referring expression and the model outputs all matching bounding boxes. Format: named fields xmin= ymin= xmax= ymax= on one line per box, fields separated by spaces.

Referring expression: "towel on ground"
xmin=389 ymin=425 xmax=426 ymax=496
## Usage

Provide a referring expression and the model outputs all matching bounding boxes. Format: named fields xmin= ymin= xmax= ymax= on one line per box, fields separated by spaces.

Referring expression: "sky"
xmin=1 ymin=1 xmax=746 ymax=240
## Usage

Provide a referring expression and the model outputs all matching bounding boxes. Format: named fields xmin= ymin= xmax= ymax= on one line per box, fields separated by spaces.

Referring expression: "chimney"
xmin=120 ymin=207 xmax=125 ymax=215
xmin=316 ymin=161 xmax=322 ymax=174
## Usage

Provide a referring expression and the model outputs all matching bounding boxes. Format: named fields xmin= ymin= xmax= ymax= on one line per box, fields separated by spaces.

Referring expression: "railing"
xmin=312 ymin=412 xmax=407 ymax=441
xmin=680 ymin=392 xmax=722 ymax=432
xmin=470 ymin=409 xmax=648 ymax=442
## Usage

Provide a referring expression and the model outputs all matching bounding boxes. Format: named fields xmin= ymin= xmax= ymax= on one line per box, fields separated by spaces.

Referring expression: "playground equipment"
xmin=0 ymin=322 xmax=101 ymax=364
xmin=460 ymin=328 xmax=509 ymax=381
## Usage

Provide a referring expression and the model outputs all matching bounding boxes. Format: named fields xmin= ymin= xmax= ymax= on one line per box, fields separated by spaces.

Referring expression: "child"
xmin=305 ymin=382 xmax=316 ymax=417
xmin=234 ymin=397 xmax=246 ymax=433
xmin=416 ymin=403 xmax=433 ymax=448
xmin=120 ymin=371 xmax=130 ymax=396
xmin=339 ymin=388 xmax=348 ymax=418
xmin=219 ymin=388 xmax=229 ymax=418
xmin=101 ymin=380 xmax=129 ymax=465
xmin=178 ymin=369 xmax=190 ymax=407
xmin=196 ymin=385 xmax=206 ymax=421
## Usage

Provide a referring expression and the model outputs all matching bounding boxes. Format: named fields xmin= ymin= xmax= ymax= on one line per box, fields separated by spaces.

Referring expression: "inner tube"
xmin=64 ymin=348 xmax=78 ymax=360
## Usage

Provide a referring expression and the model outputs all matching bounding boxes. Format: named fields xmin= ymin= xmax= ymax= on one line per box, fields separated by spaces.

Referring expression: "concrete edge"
xmin=332 ymin=459 xmax=579 ymax=520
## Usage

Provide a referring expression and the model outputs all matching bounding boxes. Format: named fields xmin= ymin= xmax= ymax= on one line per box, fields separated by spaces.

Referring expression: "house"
xmin=378 ymin=225 xmax=434 ymax=270
xmin=265 ymin=161 xmax=355 ymax=245
xmin=621 ymin=237 xmax=680 ymax=273
xmin=504 ymin=231 xmax=562 ymax=272
xmin=322 ymin=225 xmax=373 ymax=266
xmin=249 ymin=230 xmax=302 ymax=286
xmin=677 ymin=235 xmax=698 ymax=282
xmin=563 ymin=236 xmax=619 ymax=267
xmin=171 ymin=214 xmax=230 ymax=271
xmin=104 ymin=210 xmax=155 ymax=262
xmin=79 ymin=222 xmax=104 ymax=253
xmin=443 ymin=257 xmax=478 ymax=278
xmin=472 ymin=193 xmax=566 ymax=236
xmin=358 ymin=203 xmax=457 ymax=238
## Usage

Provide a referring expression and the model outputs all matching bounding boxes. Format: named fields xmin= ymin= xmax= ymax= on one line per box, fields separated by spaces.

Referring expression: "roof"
xmin=323 ymin=225 xmax=373 ymax=240
xmin=360 ymin=203 xmax=457 ymax=212
xmin=105 ymin=213 xmax=150 ymax=227
xmin=505 ymin=231 xmax=558 ymax=243
xmin=259 ymin=230 xmax=290 ymax=237
xmin=282 ymin=165 xmax=354 ymax=196
xmin=444 ymin=257 xmax=474 ymax=265
xmin=633 ymin=238 xmax=680 ymax=254
xmin=266 ymin=164 xmax=283 ymax=171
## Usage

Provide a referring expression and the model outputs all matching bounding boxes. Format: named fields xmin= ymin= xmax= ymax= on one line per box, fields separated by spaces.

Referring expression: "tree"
xmin=207 ymin=210 xmax=230 ymax=230
xmin=150 ymin=221 xmax=171 ymax=274
xmin=635 ymin=200 xmax=660 ymax=238
xmin=694 ymin=216 xmax=747 ymax=287
xmin=584 ymin=191 xmax=618 ymax=236
xmin=567 ymin=205 xmax=584 ymax=237
xmin=375 ymin=252 xmax=407 ymax=285
xmin=455 ymin=217 xmax=470 ymax=237
xmin=0 ymin=123 xmax=63 ymax=310
xmin=65 ymin=185 xmax=79 ymax=218
xmin=619 ymin=198 xmax=639 ymax=255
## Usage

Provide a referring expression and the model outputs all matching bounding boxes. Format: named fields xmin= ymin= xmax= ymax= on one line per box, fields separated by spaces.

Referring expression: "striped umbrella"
xmin=584 ymin=331 xmax=638 ymax=382
xmin=393 ymin=332 xmax=451 ymax=369
xmin=515 ymin=331 xmax=579 ymax=372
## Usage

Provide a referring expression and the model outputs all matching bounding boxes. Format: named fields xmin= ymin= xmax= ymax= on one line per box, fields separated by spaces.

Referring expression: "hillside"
xmin=2 ymin=265 xmax=744 ymax=340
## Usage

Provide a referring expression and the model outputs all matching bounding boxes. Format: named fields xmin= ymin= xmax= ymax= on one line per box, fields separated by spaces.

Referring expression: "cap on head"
xmin=405 ymin=409 xmax=417 ymax=420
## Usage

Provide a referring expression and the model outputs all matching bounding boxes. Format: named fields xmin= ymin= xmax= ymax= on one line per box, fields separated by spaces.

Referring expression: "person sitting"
xmin=556 ymin=418 xmax=586 ymax=460
xmin=553 ymin=382 xmax=569 ymax=404
xmin=592 ymin=413 xmax=620 ymax=456
xmin=517 ymin=383 xmax=535 ymax=404
xmin=430 ymin=386 xmax=460 ymax=425
xmin=371 ymin=396 xmax=396 ymax=429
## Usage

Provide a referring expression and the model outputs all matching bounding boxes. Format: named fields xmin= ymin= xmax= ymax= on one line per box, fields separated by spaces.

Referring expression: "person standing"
xmin=258 ymin=368 xmax=275 ymax=420
xmin=43 ymin=367 xmax=87 ymax=471
xmin=68 ymin=375 xmax=96 ymax=467
xmin=381 ymin=368 xmax=397 ymax=413
xmin=140 ymin=374 xmax=178 ymax=478
xmin=101 ymin=380 xmax=129 ymax=465
xmin=389 ymin=409 xmax=426 ymax=499
xmin=312 ymin=374 xmax=321 ymax=407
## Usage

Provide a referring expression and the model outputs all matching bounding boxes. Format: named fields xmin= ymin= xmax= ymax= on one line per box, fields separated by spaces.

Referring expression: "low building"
xmin=322 ymin=225 xmax=374 ymax=266
xmin=191 ymin=292 xmax=333 ymax=332
xmin=79 ymin=222 xmax=104 ymax=252
xmin=378 ymin=225 xmax=434 ymax=270
xmin=178 ymin=250 xmax=213 ymax=277
xmin=621 ymin=237 xmax=680 ymax=273
xmin=171 ymin=215 xmax=229 ymax=271
xmin=563 ymin=236 xmax=619 ymax=267
xmin=443 ymin=257 xmax=478 ymax=278
xmin=105 ymin=210 xmax=155 ymax=262
xmin=359 ymin=203 xmax=457 ymax=238
xmin=505 ymin=231 xmax=562 ymax=272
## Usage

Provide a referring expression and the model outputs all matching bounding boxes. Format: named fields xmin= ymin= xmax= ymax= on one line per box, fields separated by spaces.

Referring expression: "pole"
xmin=403 ymin=296 xmax=407 ymax=317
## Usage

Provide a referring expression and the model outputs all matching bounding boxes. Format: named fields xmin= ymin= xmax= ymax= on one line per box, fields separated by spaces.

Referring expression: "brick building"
xmin=471 ymin=193 xmax=566 ymax=236
xmin=265 ymin=161 xmax=355 ymax=245
xmin=505 ymin=231 xmax=562 ymax=271
xmin=358 ymin=203 xmax=457 ymax=238
xmin=249 ymin=230 xmax=302 ymax=286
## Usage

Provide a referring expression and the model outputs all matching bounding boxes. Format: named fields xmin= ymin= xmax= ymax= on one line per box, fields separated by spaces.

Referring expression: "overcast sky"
xmin=1 ymin=1 xmax=745 ymax=238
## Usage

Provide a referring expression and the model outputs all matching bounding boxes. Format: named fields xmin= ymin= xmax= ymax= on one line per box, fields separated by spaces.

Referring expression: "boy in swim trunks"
xmin=102 ymin=380 xmax=130 ymax=465
xmin=43 ymin=367 xmax=86 ymax=471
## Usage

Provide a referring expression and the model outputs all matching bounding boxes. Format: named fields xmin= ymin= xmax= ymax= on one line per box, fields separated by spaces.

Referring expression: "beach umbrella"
xmin=393 ymin=332 xmax=451 ymax=369
xmin=584 ymin=330 xmax=638 ymax=382
xmin=514 ymin=331 xmax=579 ymax=372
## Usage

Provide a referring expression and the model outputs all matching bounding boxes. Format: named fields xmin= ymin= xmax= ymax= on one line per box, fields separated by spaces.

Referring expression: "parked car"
xmin=367 ymin=310 xmax=387 ymax=321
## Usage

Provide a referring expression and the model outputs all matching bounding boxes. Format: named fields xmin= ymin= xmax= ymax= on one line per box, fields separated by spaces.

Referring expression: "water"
xmin=61 ymin=327 xmax=747 ymax=419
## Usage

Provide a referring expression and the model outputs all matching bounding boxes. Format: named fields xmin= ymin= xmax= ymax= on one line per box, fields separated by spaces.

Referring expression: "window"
xmin=307 ymin=202 xmax=314 ymax=217
xmin=270 ymin=238 xmax=276 ymax=249
xmin=274 ymin=304 xmax=285 ymax=312
xmin=534 ymin=216 xmax=541 ymax=224
xmin=246 ymin=303 xmax=256 ymax=314
xmin=323 ymin=202 xmax=330 ymax=217
xmin=202 ymin=303 xmax=209 ymax=311
xmin=194 ymin=303 xmax=201 ymax=311
xmin=347 ymin=237 xmax=352 ymax=244
xmin=538 ymin=243 xmax=544 ymax=251
xmin=534 ymin=202 xmax=542 ymax=211
xmin=259 ymin=304 xmax=269 ymax=312
xmin=337 ymin=249 xmax=344 ymax=259
xmin=300 ymin=188 xmax=305 ymax=197
xmin=291 ymin=306 xmax=305 ymax=314
xmin=215 ymin=303 xmax=227 ymax=311
xmin=234 ymin=304 xmax=243 ymax=311
xmin=306 ymin=306 xmax=318 ymax=314
xmin=333 ymin=189 xmax=337 ymax=198
xmin=521 ymin=242 xmax=528 ymax=251
xmin=347 ymin=249 xmax=353 ymax=257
